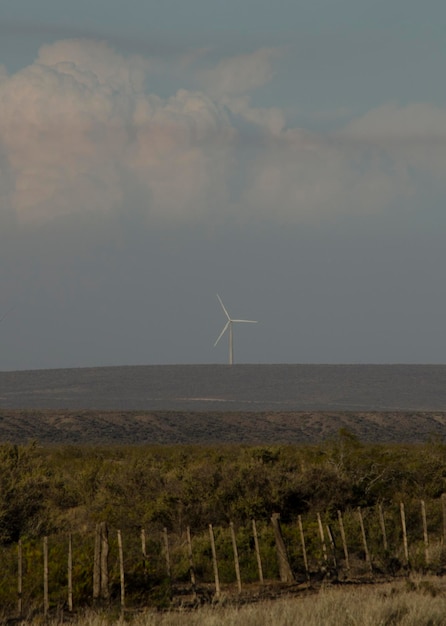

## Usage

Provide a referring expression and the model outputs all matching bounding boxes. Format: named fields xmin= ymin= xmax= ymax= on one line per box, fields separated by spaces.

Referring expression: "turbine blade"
xmin=232 ymin=319 xmax=258 ymax=324
xmin=214 ymin=320 xmax=230 ymax=346
xmin=216 ymin=294 xmax=231 ymax=320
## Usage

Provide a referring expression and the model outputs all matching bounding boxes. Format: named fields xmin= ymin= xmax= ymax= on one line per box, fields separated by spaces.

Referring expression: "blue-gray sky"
xmin=1 ymin=0 xmax=446 ymax=369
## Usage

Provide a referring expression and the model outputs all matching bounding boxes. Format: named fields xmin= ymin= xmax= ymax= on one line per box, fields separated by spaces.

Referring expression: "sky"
xmin=1 ymin=0 xmax=446 ymax=370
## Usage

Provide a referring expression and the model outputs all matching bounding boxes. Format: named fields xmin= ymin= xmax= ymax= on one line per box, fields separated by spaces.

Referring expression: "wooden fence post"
xmin=141 ymin=528 xmax=147 ymax=573
xmin=117 ymin=530 xmax=125 ymax=609
xmin=421 ymin=500 xmax=429 ymax=566
xmin=209 ymin=524 xmax=221 ymax=599
xmin=229 ymin=522 xmax=242 ymax=593
xmin=43 ymin=536 xmax=49 ymax=616
xmin=68 ymin=533 xmax=73 ymax=612
xmin=337 ymin=510 xmax=350 ymax=573
xmin=252 ymin=519 xmax=264 ymax=584
xmin=357 ymin=507 xmax=373 ymax=574
xmin=100 ymin=522 xmax=109 ymax=600
xmin=317 ymin=513 xmax=328 ymax=567
xmin=298 ymin=515 xmax=310 ymax=582
xmin=326 ymin=525 xmax=337 ymax=571
xmin=378 ymin=504 xmax=388 ymax=552
xmin=17 ymin=539 xmax=23 ymax=618
xmin=400 ymin=502 xmax=409 ymax=566
xmin=93 ymin=522 xmax=110 ymax=602
xmin=271 ymin=513 xmax=294 ymax=583
xmin=186 ymin=526 xmax=196 ymax=592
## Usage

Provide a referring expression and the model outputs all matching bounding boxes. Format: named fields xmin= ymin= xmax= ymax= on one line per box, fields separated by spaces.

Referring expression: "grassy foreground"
xmin=18 ymin=579 xmax=446 ymax=625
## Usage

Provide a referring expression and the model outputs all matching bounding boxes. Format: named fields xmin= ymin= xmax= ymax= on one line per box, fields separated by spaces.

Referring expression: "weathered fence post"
xmin=68 ymin=533 xmax=73 ymax=612
xmin=229 ymin=522 xmax=242 ymax=593
xmin=17 ymin=539 xmax=23 ymax=618
xmin=117 ymin=530 xmax=125 ymax=609
xmin=93 ymin=522 xmax=109 ymax=601
xmin=141 ymin=528 xmax=147 ymax=573
xmin=357 ymin=507 xmax=373 ymax=574
xmin=400 ymin=502 xmax=409 ymax=566
xmin=252 ymin=519 xmax=264 ymax=584
xmin=43 ymin=536 xmax=49 ymax=616
xmin=326 ymin=524 xmax=338 ymax=571
xmin=100 ymin=522 xmax=109 ymax=600
xmin=317 ymin=513 xmax=328 ymax=567
xmin=209 ymin=524 xmax=221 ymax=599
xmin=378 ymin=504 xmax=388 ymax=552
xmin=271 ymin=513 xmax=295 ymax=583
xmin=298 ymin=515 xmax=310 ymax=582
xmin=337 ymin=510 xmax=350 ymax=573
xmin=186 ymin=526 xmax=196 ymax=592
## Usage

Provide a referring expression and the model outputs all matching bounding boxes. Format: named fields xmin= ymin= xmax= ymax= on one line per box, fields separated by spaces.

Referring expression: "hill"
xmin=2 ymin=363 xmax=446 ymax=411
xmin=2 ymin=364 xmax=446 ymax=444
xmin=0 ymin=409 xmax=445 ymax=445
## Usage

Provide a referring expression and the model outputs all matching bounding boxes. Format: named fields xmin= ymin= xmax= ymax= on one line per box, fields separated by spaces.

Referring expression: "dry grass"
xmin=15 ymin=579 xmax=446 ymax=625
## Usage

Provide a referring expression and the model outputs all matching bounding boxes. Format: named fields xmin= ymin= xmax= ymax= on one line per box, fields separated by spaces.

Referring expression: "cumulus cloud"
xmin=0 ymin=39 xmax=445 ymax=227
xmin=0 ymin=39 xmax=235 ymax=223
xmin=238 ymin=101 xmax=446 ymax=221
xmin=339 ymin=102 xmax=446 ymax=178
xmin=237 ymin=127 xmax=413 ymax=221
xmin=37 ymin=39 xmax=150 ymax=93
xmin=197 ymin=48 xmax=281 ymax=97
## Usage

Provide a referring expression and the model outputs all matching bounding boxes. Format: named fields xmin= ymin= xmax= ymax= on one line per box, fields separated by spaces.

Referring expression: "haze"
xmin=1 ymin=0 xmax=446 ymax=370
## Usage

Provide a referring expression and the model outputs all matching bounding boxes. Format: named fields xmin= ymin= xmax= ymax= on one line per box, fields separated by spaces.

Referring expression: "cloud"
xmin=198 ymin=48 xmax=281 ymax=97
xmin=238 ymin=101 xmax=446 ymax=222
xmin=131 ymin=89 xmax=236 ymax=220
xmin=0 ymin=39 xmax=235 ymax=223
xmin=339 ymin=102 xmax=446 ymax=178
xmin=0 ymin=39 xmax=445 ymax=228
xmin=237 ymin=127 xmax=413 ymax=222
xmin=36 ymin=39 xmax=151 ymax=93
xmin=341 ymin=102 xmax=446 ymax=141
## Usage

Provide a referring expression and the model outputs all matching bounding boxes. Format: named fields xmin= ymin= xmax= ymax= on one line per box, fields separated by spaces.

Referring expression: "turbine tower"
xmin=214 ymin=294 xmax=257 ymax=365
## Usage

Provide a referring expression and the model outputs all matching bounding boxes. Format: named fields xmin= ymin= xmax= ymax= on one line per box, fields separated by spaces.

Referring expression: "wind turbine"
xmin=214 ymin=294 xmax=257 ymax=365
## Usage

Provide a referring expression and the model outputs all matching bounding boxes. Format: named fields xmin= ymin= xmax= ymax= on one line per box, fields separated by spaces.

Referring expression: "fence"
xmin=3 ymin=495 xmax=446 ymax=618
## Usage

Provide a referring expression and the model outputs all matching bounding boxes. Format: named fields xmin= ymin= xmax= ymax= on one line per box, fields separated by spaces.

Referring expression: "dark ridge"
xmin=0 ymin=409 xmax=445 ymax=446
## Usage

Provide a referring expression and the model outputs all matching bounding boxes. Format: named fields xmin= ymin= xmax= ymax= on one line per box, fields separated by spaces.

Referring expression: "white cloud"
xmin=239 ymin=102 xmax=446 ymax=221
xmin=339 ymin=102 xmax=446 ymax=178
xmin=0 ymin=40 xmax=445 ymax=227
xmin=222 ymin=95 xmax=285 ymax=134
xmin=198 ymin=48 xmax=281 ymax=97
xmin=341 ymin=102 xmax=446 ymax=141
xmin=0 ymin=39 xmax=235 ymax=223
xmin=238 ymin=127 xmax=414 ymax=221
xmin=131 ymin=89 xmax=236 ymax=220
xmin=37 ymin=38 xmax=150 ymax=94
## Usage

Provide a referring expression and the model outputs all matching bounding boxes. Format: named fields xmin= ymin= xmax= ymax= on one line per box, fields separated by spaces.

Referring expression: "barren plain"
xmin=1 ymin=364 xmax=446 ymax=444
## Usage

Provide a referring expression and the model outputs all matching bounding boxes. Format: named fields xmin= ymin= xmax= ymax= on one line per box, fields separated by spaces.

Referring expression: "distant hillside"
xmin=2 ymin=364 xmax=446 ymax=445
xmin=0 ymin=409 xmax=446 ymax=445
xmin=1 ymin=364 xmax=446 ymax=411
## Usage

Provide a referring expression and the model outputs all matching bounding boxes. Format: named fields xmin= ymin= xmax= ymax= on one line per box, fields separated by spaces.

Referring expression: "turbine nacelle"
xmin=214 ymin=294 xmax=257 ymax=365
